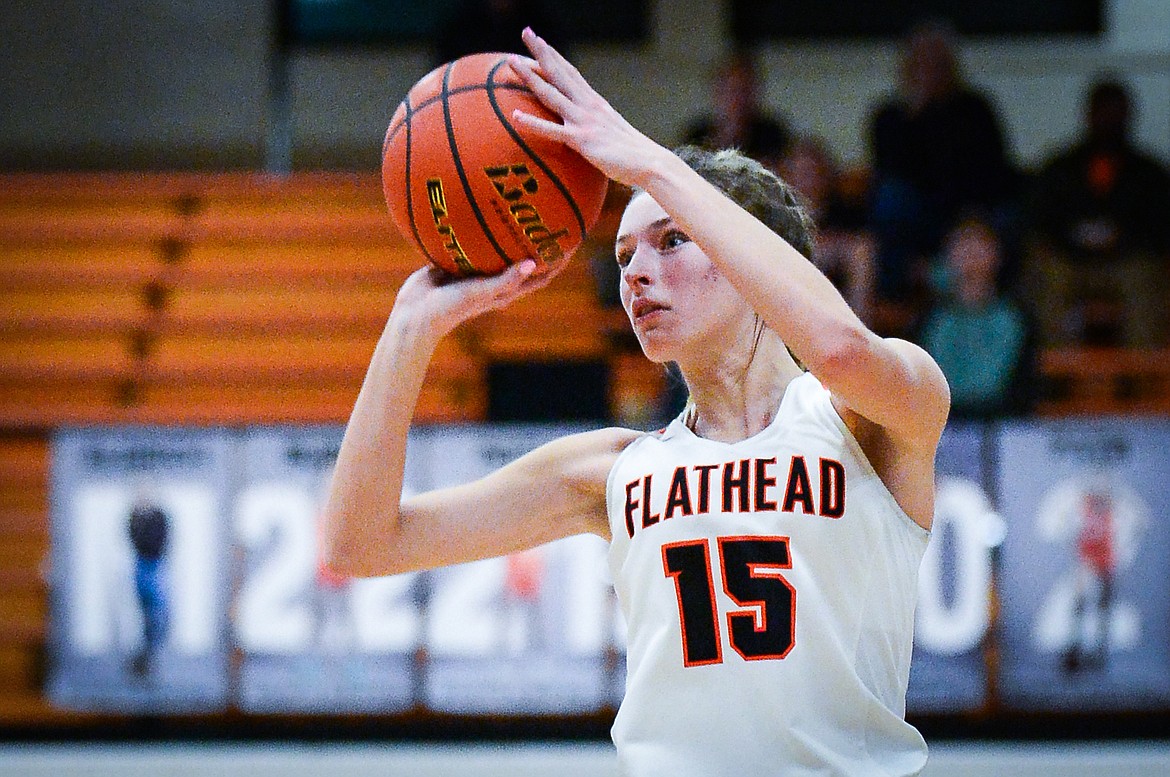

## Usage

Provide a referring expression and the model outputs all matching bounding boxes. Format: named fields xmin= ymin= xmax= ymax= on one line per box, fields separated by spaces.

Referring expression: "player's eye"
xmin=661 ymin=230 xmax=690 ymax=251
xmin=615 ymin=248 xmax=633 ymax=268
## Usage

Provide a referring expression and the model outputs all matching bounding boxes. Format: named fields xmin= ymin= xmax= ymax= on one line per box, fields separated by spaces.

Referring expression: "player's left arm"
xmin=509 ymin=29 xmax=949 ymax=453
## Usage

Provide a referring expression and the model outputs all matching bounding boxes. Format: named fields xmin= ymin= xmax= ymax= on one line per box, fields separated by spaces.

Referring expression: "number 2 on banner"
xmin=662 ymin=536 xmax=795 ymax=667
xmin=234 ymin=483 xmax=316 ymax=653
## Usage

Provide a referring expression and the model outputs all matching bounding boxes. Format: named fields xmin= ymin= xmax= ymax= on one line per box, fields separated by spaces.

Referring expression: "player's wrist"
xmin=628 ymin=145 xmax=700 ymax=198
xmin=384 ymin=305 xmax=446 ymax=356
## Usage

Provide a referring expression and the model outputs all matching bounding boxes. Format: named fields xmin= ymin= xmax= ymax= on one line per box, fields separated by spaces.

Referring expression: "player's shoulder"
xmin=543 ymin=426 xmax=646 ymax=461
xmin=516 ymin=427 xmax=646 ymax=509
xmin=515 ymin=426 xmax=644 ymax=475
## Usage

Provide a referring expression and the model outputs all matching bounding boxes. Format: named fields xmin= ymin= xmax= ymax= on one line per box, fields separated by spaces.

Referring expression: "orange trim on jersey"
xmin=662 ymin=539 xmax=724 ymax=667
xmin=718 ymin=535 xmax=796 ymax=662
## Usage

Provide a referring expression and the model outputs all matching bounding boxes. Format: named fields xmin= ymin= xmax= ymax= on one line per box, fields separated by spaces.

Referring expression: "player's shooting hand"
xmin=508 ymin=28 xmax=669 ymax=190
xmin=393 ymin=257 xmax=566 ymax=338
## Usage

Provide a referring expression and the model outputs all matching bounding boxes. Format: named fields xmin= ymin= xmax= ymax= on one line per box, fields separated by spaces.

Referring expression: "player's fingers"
xmin=510 ymin=108 xmax=575 ymax=146
xmin=503 ymin=258 xmax=539 ymax=285
xmin=508 ymin=54 xmax=542 ymax=77
xmin=508 ymin=54 xmax=576 ymax=118
xmin=521 ymin=28 xmax=592 ymax=99
xmin=495 ymin=255 xmax=568 ymax=302
xmin=526 ymin=254 xmax=572 ymax=290
xmin=459 ymin=259 xmax=536 ymax=310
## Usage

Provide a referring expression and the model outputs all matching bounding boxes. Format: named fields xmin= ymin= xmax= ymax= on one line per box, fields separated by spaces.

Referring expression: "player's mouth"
xmin=631 ymin=297 xmax=669 ymax=324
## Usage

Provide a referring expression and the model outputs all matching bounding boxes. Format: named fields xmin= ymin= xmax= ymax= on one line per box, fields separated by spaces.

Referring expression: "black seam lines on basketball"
xmin=486 ymin=59 xmax=588 ymax=241
xmin=443 ymin=59 xmax=512 ymax=268
xmin=400 ymin=92 xmax=438 ymax=268
xmin=385 ymin=82 xmax=531 ymax=147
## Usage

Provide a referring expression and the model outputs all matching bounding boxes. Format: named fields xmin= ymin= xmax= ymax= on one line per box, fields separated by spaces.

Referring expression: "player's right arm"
xmin=321 ymin=260 xmax=638 ymax=578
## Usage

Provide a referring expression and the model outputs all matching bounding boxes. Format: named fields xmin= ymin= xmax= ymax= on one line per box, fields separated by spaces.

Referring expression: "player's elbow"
xmin=322 ymin=548 xmax=389 ymax=579
xmin=806 ymin=323 xmax=876 ymax=385
xmin=319 ymin=511 xmax=391 ymax=579
xmin=319 ymin=541 xmax=361 ymax=580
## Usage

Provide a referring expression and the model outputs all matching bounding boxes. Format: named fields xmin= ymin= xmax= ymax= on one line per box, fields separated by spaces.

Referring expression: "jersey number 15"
xmin=663 ymin=535 xmax=795 ymax=667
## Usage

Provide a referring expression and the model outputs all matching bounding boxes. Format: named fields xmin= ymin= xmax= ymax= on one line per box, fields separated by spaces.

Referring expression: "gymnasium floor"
xmin=2 ymin=740 xmax=1169 ymax=777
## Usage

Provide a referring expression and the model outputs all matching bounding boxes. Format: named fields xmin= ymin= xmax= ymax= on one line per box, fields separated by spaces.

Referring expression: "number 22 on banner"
xmin=663 ymin=535 xmax=795 ymax=667
xmin=233 ymin=482 xmax=419 ymax=654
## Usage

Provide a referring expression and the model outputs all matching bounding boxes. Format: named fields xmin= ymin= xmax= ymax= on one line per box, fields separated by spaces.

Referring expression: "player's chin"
xmin=633 ymin=330 xmax=675 ymax=364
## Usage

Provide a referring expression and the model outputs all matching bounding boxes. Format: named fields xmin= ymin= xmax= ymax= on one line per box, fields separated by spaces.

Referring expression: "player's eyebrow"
xmin=615 ymin=217 xmax=674 ymax=249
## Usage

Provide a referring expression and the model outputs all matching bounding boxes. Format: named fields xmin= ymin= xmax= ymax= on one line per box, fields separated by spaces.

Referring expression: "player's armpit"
xmin=824 ymin=336 xmax=950 ymax=453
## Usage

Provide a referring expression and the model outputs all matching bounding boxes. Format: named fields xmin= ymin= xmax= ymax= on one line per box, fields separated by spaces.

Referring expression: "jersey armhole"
xmin=824 ymin=392 xmax=932 ymax=540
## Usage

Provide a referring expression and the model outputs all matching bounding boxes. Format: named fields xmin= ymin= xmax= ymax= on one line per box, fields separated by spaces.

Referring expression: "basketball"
xmin=381 ymin=53 xmax=609 ymax=277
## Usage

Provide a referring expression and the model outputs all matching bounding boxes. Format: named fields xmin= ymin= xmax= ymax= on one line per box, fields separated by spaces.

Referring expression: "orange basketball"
xmin=381 ymin=53 xmax=608 ymax=276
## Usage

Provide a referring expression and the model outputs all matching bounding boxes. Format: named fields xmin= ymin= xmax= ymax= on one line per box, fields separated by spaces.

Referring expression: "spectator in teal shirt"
xmin=918 ymin=214 xmax=1037 ymax=419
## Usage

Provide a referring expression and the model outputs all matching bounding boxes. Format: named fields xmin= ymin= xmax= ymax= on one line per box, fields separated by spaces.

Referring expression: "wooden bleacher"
xmin=1 ymin=170 xmax=1167 ymax=731
xmin=1037 ymin=346 xmax=1170 ymax=416
xmin=0 ymin=433 xmax=58 ymax=725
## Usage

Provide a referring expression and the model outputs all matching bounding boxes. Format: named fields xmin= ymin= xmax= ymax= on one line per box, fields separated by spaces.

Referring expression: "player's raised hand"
xmin=508 ymin=28 xmax=669 ymax=189
xmin=393 ymin=257 xmax=566 ymax=339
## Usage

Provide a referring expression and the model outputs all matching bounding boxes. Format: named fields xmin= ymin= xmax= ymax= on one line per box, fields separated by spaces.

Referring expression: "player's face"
xmin=615 ymin=193 xmax=753 ymax=364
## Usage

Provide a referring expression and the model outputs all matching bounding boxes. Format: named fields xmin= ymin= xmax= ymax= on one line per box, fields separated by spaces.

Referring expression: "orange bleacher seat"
xmin=184 ymin=172 xmax=390 ymax=243
xmin=0 ymin=379 xmax=150 ymax=427
xmin=0 ymin=644 xmax=38 ymax=687
xmin=107 ymin=382 xmax=363 ymax=426
xmin=0 ymin=172 xmax=203 ymax=202
xmin=0 ymin=353 xmax=484 ymax=427
xmin=0 ymin=244 xmax=171 ymax=290
xmin=0 ymin=586 xmax=46 ymax=638
xmin=187 ymin=171 xmax=382 ymax=201
xmin=143 ymin=332 xmax=376 ymax=383
xmin=0 ymin=435 xmax=48 ymax=593
xmin=0 ymin=435 xmax=48 ymax=483
xmin=472 ymin=284 xmax=626 ymax=361
xmin=156 ymin=283 xmax=395 ymax=336
xmin=0 ymin=378 xmax=352 ymax=427
xmin=176 ymin=241 xmax=417 ymax=287
xmin=1038 ymin=346 xmax=1170 ymax=415
xmin=0 ymin=197 xmax=188 ymax=245
xmin=0 ymin=335 xmax=139 ymax=383
xmin=0 ymin=287 xmax=157 ymax=335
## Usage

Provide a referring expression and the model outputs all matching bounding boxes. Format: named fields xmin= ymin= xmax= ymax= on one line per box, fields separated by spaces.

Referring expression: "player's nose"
xmin=622 ymin=245 xmax=657 ymax=289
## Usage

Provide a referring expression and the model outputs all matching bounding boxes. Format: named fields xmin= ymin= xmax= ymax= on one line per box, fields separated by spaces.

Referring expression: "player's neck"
xmin=682 ymin=338 xmax=802 ymax=443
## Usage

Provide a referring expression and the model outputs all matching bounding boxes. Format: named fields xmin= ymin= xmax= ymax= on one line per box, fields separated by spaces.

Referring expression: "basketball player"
xmin=324 ymin=29 xmax=949 ymax=775
xmin=127 ymin=487 xmax=170 ymax=677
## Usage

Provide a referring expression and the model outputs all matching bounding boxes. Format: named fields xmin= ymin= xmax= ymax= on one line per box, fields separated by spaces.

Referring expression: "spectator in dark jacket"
xmin=681 ymin=50 xmax=791 ymax=173
xmin=867 ymin=21 xmax=1020 ymax=326
xmin=1025 ymin=76 xmax=1170 ymax=347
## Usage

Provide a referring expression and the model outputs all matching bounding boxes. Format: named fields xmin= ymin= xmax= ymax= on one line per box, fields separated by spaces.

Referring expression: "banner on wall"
xmin=47 ymin=428 xmax=233 ymax=712
xmin=47 ymin=419 xmax=1170 ymax=717
xmin=413 ymin=424 xmax=624 ymax=714
xmin=232 ymin=426 xmax=424 ymax=713
xmin=907 ymin=423 xmax=1001 ymax=714
xmin=996 ymin=418 xmax=1170 ymax=710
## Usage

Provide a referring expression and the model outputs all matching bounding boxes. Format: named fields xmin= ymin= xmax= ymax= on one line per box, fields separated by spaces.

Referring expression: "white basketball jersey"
xmin=606 ymin=372 xmax=930 ymax=776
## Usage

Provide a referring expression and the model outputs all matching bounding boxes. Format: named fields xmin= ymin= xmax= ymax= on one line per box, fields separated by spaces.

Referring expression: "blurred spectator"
xmin=1025 ymin=76 xmax=1170 ymax=348
xmin=867 ymin=20 xmax=1020 ymax=323
xmin=780 ymin=135 xmax=876 ymax=325
xmin=681 ymin=50 xmax=791 ymax=171
xmin=435 ymin=0 xmax=564 ymax=65
xmin=917 ymin=213 xmax=1037 ymax=420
